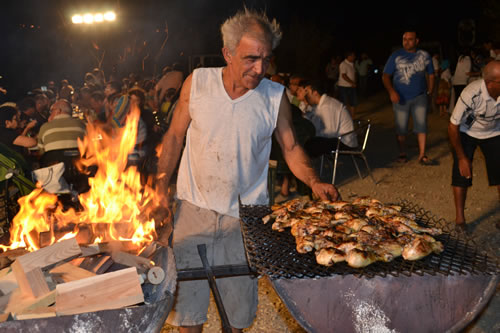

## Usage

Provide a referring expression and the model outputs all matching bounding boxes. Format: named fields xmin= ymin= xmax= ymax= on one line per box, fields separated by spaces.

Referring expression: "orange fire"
xmin=0 ymin=105 xmax=161 ymax=252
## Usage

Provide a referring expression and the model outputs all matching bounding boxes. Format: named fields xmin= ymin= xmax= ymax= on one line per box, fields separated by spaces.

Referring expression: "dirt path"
xmin=162 ymin=91 xmax=499 ymax=333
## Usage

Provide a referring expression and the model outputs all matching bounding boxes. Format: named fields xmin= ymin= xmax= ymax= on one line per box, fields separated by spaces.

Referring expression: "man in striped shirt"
xmin=37 ymin=99 xmax=87 ymax=190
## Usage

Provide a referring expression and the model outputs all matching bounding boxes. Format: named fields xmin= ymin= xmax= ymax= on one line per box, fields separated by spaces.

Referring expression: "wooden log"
xmin=0 ymin=288 xmax=55 ymax=315
xmin=14 ymin=306 xmax=56 ymax=320
xmin=98 ymin=240 xmax=139 ymax=254
xmin=11 ymin=238 xmax=81 ymax=298
xmin=80 ymin=244 xmax=100 ymax=257
xmin=11 ymin=262 xmax=50 ymax=298
xmin=0 ymin=248 xmax=29 ymax=261
xmin=0 ymin=313 xmax=10 ymax=323
xmin=55 ymin=267 xmax=144 ymax=315
xmin=139 ymin=267 xmax=165 ymax=285
xmin=0 ymin=269 xmax=17 ymax=295
xmin=0 ymin=257 xmax=12 ymax=270
xmin=111 ymin=251 xmax=153 ymax=273
xmin=79 ymin=255 xmax=114 ymax=274
xmin=49 ymin=263 xmax=96 ymax=283
xmin=139 ymin=241 xmax=158 ymax=259
xmin=14 ymin=237 xmax=82 ymax=272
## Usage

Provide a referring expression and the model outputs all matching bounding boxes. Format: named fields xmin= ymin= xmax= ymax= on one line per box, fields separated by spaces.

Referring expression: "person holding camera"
xmin=448 ymin=60 xmax=500 ymax=231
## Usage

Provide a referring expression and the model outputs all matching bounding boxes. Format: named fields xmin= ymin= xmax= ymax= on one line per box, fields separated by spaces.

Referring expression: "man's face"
xmin=105 ymin=84 xmax=117 ymax=97
xmin=225 ymin=34 xmax=272 ymax=90
xmin=304 ymin=86 xmax=315 ymax=105
xmin=296 ymin=86 xmax=307 ymax=102
xmin=486 ymin=79 xmax=500 ymax=100
xmin=402 ymin=32 xmax=418 ymax=52
xmin=23 ymin=107 xmax=36 ymax=117
xmin=36 ymin=96 xmax=49 ymax=112
xmin=289 ymin=78 xmax=301 ymax=94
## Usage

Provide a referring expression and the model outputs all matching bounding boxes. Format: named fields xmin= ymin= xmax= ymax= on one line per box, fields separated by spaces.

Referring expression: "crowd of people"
xmin=0 ymin=7 xmax=499 ymax=333
xmin=0 ymin=63 xmax=185 ymax=193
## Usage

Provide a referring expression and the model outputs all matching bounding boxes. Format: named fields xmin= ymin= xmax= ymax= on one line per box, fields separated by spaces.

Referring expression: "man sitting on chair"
xmin=297 ymin=80 xmax=357 ymax=158
xmin=37 ymin=99 xmax=87 ymax=191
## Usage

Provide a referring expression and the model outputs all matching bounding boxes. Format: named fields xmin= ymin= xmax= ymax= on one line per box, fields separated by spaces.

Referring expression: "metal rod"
xmin=177 ymin=264 xmax=252 ymax=281
xmin=197 ymin=244 xmax=232 ymax=333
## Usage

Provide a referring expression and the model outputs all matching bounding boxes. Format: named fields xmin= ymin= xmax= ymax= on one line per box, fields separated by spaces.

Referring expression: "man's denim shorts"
xmin=392 ymin=93 xmax=428 ymax=135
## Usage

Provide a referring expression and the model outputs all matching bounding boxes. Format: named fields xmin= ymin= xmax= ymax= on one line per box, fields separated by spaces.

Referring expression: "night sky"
xmin=0 ymin=0 xmax=491 ymax=100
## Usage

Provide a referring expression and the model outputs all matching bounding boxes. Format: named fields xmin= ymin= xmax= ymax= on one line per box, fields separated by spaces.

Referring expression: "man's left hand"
xmin=311 ymin=182 xmax=340 ymax=201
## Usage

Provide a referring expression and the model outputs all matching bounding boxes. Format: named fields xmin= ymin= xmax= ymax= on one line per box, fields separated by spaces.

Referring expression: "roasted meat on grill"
xmin=262 ymin=196 xmax=444 ymax=268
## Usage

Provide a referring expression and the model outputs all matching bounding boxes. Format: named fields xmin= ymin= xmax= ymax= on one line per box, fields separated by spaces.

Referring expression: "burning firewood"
xmin=11 ymin=238 xmax=81 ymax=298
xmin=111 ymin=251 xmax=153 ymax=273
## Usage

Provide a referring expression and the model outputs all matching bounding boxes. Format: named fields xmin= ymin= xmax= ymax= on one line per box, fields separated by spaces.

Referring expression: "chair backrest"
xmin=338 ymin=119 xmax=371 ymax=153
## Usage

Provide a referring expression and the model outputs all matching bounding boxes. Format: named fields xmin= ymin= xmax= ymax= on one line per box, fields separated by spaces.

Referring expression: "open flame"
xmin=0 ymin=105 xmax=162 ymax=252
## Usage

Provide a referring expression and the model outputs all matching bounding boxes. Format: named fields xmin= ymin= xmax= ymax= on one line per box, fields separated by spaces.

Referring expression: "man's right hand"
xmin=389 ymin=90 xmax=400 ymax=104
xmin=150 ymin=205 xmax=173 ymax=246
xmin=458 ymin=157 xmax=472 ymax=179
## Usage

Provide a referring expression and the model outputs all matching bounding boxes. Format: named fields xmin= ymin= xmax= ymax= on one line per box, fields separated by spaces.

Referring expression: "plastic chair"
xmin=319 ymin=119 xmax=376 ymax=185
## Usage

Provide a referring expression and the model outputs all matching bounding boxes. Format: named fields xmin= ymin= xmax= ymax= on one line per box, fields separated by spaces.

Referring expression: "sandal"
xmin=419 ymin=155 xmax=437 ymax=166
xmin=396 ymin=153 xmax=408 ymax=163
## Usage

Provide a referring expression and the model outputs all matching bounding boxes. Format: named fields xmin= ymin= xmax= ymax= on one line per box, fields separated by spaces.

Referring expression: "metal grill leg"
xmin=361 ymin=154 xmax=376 ymax=184
xmin=351 ymin=155 xmax=363 ymax=179
xmin=332 ymin=152 xmax=340 ymax=185
xmin=197 ymin=244 xmax=232 ymax=333
xmin=319 ymin=154 xmax=325 ymax=178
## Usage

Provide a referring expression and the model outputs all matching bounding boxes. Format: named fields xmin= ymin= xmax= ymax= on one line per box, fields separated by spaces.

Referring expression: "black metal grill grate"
xmin=239 ymin=199 xmax=499 ymax=280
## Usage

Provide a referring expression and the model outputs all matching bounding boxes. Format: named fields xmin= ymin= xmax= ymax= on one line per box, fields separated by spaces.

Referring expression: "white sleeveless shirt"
xmin=176 ymin=67 xmax=284 ymax=218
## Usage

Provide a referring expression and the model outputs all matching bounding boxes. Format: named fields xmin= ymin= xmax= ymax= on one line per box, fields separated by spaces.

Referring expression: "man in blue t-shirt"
xmin=382 ymin=30 xmax=436 ymax=165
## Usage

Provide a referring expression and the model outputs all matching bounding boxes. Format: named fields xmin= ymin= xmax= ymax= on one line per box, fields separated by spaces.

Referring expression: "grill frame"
xmin=240 ymin=199 xmax=499 ymax=280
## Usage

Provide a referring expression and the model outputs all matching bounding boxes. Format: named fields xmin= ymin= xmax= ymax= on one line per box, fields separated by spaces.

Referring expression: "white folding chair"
xmin=320 ymin=119 xmax=376 ymax=185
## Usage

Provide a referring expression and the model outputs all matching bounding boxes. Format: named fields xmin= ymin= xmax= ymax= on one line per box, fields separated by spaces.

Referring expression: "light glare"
xmin=103 ymin=11 xmax=116 ymax=21
xmin=72 ymin=15 xmax=83 ymax=24
xmin=83 ymin=13 xmax=94 ymax=24
xmin=94 ymin=13 xmax=104 ymax=22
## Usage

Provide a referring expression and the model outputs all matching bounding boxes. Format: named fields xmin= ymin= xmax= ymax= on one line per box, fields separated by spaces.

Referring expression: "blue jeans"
xmin=393 ymin=93 xmax=428 ymax=135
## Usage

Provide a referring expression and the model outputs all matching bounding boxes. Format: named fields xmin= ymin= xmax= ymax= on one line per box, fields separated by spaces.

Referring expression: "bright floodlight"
xmin=83 ymin=13 xmax=94 ymax=24
xmin=72 ymin=14 xmax=83 ymax=24
xmin=94 ymin=13 xmax=104 ymax=22
xmin=103 ymin=11 xmax=116 ymax=22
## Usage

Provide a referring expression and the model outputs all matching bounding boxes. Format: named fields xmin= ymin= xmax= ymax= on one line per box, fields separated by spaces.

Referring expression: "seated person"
xmin=0 ymin=104 xmax=38 ymax=170
xmin=297 ymin=80 xmax=357 ymax=158
xmin=110 ymin=94 xmax=148 ymax=171
xmin=37 ymin=99 xmax=88 ymax=192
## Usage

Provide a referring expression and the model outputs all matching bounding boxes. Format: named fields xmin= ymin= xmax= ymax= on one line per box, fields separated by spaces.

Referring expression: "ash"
xmin=344 ymin=291 xmax=398 ymax=333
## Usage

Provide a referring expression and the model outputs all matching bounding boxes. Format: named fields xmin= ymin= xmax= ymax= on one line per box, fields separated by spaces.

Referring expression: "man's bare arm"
xmin=274 ymin=93 xmax=339 ymax=200
xmin=427 ymin=73 xmax=435 ymax=95
xmin=448 ymin=121 xmax=471 ymax=178
xmin=156 ymin=74 xmax=193 ymax=203
xmin=382 ymin=73 xmax=399 ymax=104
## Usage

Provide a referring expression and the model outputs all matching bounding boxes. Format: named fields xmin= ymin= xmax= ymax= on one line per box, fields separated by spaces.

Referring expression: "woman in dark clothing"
xmin=0 ymin=105 xmax=38 ymax=169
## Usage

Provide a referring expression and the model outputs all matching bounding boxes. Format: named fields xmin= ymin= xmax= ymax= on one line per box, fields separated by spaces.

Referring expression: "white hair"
xmin=220 ymin=8 xmax=282 ymax=53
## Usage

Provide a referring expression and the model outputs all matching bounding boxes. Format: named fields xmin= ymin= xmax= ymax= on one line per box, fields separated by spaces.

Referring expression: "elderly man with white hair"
xmin=157 ymin=8 xmax=339 ymax=333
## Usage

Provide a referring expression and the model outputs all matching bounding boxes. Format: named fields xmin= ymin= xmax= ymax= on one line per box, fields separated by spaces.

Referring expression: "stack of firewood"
xmin=0 ymin=238 xmax=165 ymax=321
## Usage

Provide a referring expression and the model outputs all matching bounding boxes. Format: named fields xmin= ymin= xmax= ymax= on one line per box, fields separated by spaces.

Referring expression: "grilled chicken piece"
xmin=291 ymin=220 xmax=325 ymax=237
xmin=402 ymin=235 xmax=444 ymax=260
xmin=345 ymin=248 xmax=377 ymax=268
xmin=315 ymin=248 xmax=346 ymax=266
xmin=335 ymin=241 xmax=359 ymax=253
xmin=374 ymin=240 xmax=403 ymax=259
xmin=326 ymin=200 xmax=351 ymax=210
xmin=352 ymin=196 xmax=379 ymax=206
xmin=344 ymin=218 xmax=368 ymax=232
xmin=296 ymin=236 xmax=315 ymax=253
xmin=382 ymin=215 xmax=442 ymax=235
xmin=313 ymin=236 xmax=337 ymax=250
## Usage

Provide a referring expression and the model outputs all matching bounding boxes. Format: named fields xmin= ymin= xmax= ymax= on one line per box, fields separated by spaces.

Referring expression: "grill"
xmin=240 ymin=199 xmax=499 ymax=279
